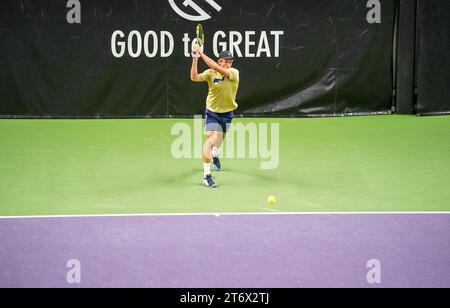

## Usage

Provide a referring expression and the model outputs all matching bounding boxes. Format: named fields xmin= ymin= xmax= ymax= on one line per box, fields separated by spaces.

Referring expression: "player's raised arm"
xmin=198 ymin=49 xmax=233 ymax=79
xmin=190 ymin=49 xmax=204 ymax=82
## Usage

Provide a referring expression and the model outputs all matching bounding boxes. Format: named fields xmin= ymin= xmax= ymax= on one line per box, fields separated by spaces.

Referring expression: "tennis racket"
xmin=192 ymin=23 xmax=204 ymax=57
xmin=196 ymin=23 xmax=205 ymax=47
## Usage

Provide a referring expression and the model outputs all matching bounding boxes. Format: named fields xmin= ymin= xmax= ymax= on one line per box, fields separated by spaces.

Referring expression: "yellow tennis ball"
xmin=267 ymin=196 xmax=277 ymax=206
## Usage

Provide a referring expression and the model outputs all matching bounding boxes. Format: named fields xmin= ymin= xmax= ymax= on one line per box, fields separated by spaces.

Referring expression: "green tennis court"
xmin=1 ymin=115 xmax=449 ymax=217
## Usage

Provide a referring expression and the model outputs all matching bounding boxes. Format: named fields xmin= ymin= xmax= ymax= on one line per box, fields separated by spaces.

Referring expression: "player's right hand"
xmin=192 ymin=45 xmax=202 ymax=58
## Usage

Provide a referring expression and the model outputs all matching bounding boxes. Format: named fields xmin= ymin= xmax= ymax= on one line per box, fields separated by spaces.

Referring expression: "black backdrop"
xmin=0 ymin=0 xmax=400 ymax=117
xmin=416 ymin=0 xmax=450 ymax=116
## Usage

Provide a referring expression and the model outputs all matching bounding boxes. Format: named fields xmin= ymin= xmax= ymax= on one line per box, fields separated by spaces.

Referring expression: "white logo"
xmin=66 ymin=259 xmax=81 ymax=284
xmin=168 ymin=0 xmax=222 ymax=21
xmin=170 ymin=116 xmax=280 ymax=170
xmin=366 ymin=259 xmax=381 ymax=285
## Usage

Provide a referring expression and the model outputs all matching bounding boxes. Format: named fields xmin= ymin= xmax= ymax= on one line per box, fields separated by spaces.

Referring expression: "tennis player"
xmin=190 ymin=46 xmax=240 ymax=188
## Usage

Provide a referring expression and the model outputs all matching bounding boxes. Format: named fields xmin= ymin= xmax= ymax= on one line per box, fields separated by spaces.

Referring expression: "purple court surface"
xmin=0 ymin=214 xmax=449 ymax=288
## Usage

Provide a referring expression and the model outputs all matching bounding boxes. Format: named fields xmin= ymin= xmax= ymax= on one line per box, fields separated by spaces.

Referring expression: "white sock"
xmin=212 ymin=146 xmax=220 ymax=158
xmin=203 ymin=163 xmax=211 ymax=177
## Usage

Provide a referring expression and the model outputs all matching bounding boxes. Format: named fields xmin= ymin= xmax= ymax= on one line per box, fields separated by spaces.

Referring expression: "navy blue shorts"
xmin=205 ymin=109 xmax=234 ymax=133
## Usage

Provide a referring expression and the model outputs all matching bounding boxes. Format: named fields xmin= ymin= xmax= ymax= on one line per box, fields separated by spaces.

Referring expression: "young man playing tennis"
xmin=190 ymin=47 xmax=240 ymax=188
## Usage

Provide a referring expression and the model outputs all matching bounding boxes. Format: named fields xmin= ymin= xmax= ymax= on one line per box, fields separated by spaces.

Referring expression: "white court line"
xmin=0 ymin=212 xmax=449 ymax=219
